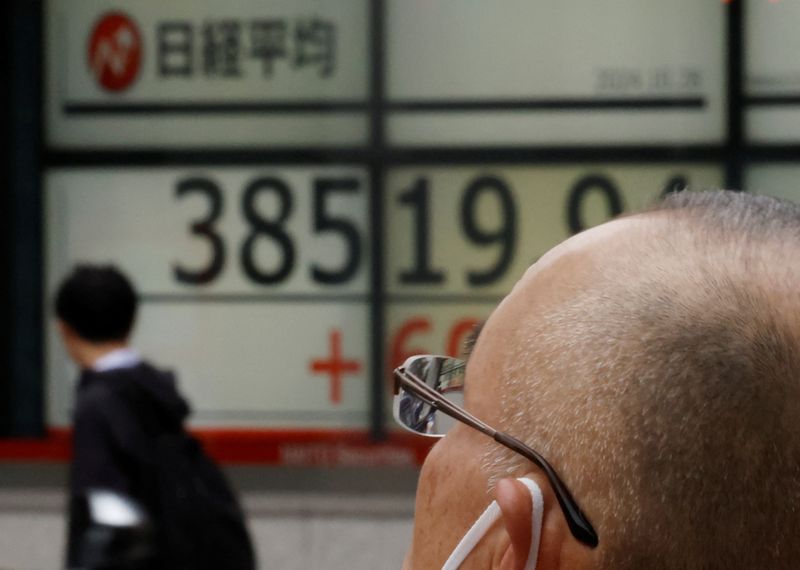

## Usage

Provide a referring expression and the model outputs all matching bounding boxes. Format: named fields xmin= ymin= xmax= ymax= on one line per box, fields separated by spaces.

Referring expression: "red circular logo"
xmin=87 ymin=12 xmax=142 ymax=92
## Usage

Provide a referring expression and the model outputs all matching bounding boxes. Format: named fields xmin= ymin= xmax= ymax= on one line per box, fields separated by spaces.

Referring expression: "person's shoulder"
xmin=133 ymin=360 xmax=173 ymax=378
xmin=74 ymin=370 xmax=132 ymax=418
xmin=76 ymin=370 xmax=113 ymax=399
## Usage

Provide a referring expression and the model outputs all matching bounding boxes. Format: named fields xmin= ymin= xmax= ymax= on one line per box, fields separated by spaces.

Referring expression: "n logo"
xmin=87 ymin=12 xmax=142 ymax=92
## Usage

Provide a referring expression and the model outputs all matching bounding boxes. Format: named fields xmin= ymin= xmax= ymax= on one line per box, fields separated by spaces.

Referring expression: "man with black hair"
xmin=56 ymin=264 xmax=254 ymax=570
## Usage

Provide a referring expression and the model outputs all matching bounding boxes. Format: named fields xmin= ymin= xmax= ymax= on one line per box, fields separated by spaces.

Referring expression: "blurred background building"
xmin=1 ymin=0 xmax=798 ymax=567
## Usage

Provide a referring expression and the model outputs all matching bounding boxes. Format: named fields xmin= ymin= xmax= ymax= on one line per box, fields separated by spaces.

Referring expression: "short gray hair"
xmin=482 ymin=191 xmax=800 ymax=569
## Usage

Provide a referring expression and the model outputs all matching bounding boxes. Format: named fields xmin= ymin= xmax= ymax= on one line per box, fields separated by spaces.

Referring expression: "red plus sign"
xmin=310 ymin=330 xmax=362 ymax=404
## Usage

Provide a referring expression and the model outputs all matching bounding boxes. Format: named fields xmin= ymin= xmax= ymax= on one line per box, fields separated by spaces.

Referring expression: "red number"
xmin=390 ymin=317 xmax=431 ymax=370
xmin=390 ymin=316 xmax=481 ymax=371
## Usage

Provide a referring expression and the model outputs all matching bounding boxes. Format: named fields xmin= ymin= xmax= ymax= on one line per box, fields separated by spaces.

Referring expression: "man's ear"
xmin=495 ymin=478 xmax=535 ymax=570
xmin=495 ymin=473 xmax=581 ymax=570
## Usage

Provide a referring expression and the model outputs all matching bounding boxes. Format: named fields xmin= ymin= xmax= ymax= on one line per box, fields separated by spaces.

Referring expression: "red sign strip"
xmin=0 ymin=428 xmax=434 ymax=467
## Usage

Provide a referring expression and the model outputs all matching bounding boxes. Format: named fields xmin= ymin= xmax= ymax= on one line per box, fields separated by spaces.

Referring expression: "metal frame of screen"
xmin=3 ymin=0 xmax=44 ymax=437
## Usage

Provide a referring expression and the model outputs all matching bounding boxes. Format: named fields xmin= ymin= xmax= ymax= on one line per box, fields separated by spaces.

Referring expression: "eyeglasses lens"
xmin=394 ymin=356 xmax=465 ymax=437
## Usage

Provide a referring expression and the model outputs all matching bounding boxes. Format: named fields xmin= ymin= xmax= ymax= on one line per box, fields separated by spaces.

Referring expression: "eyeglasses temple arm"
xmin=494 ymin=432 xmax=599 ymax=548
xmin=396 ymin=369 xmax=496 ymax=435
xmin=396 ymin=368 xmax=598 ymax=547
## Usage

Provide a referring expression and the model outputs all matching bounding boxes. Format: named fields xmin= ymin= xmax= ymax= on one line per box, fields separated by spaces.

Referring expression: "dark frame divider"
xmin=368 ymin=0 xmax=387 ymax=440
xmin=726 ymin=0 xmax=744 ymax=190
xmin=0 ymin=0 xmax=11 ymax=436
xmin=4 ymin=0 xmax=44 ymax=436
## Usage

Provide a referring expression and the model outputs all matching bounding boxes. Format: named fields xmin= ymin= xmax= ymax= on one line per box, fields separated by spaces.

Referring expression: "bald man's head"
xmin=480 ymin=191 xmax=800 ymax=568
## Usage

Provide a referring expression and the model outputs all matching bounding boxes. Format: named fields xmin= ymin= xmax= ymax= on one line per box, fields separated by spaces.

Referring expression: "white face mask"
xmin=442 ymin=478 xmax=544 ymax=570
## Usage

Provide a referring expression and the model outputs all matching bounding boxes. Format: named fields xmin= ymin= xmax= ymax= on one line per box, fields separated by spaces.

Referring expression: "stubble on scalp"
xmin=480 ymin=191 xmax=800 ymax=569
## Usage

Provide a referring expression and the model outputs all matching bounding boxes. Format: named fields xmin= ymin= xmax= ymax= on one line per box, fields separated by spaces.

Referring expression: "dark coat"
xmin=66 ymin=362 xmax=190 ymax=569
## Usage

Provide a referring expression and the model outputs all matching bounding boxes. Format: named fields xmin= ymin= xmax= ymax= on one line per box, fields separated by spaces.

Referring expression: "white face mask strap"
xmin=441 ymin=477 xmax=545 ymax=570
xmin=518 ymin=478 xmax=545 ymax=570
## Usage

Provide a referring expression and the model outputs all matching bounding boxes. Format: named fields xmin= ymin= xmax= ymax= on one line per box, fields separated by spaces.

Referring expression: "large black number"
xmin=398 ymin=177 xmax=446 ymax=284
xmin=311 ymin=178 xmax=362 ymax=284
xmin=567 ymin=175 xmax=624 ymax=234
xmin=240 ymin=177 xmax=295 ymax=285
xmin=173 ymin=177 xmax=226 ymax=285
xmin=461 ymin=176 xmax=517 ymax=286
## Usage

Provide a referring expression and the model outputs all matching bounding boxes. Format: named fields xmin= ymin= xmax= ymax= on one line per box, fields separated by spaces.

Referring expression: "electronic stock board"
xmin=45 ymin=0 xmax=800 ymax=466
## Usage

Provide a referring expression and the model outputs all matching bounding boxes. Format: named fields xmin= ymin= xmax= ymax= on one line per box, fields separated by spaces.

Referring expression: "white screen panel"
xmin=45 ymin=0 xmax=369 ymax=148
xmin=387 ymin=0 xmax=726 ymax=146
xmin=46 ymin=167 xmax=371 ymax=428
xmin=746 ymin=1 xmax=800 ymax=143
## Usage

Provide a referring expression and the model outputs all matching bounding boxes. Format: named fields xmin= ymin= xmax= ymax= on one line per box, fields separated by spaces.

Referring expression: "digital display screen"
xmin=45 ymin=164 xmax=724 ymax=430
xmin=36 ymin=0 xmax=761 ymax=457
